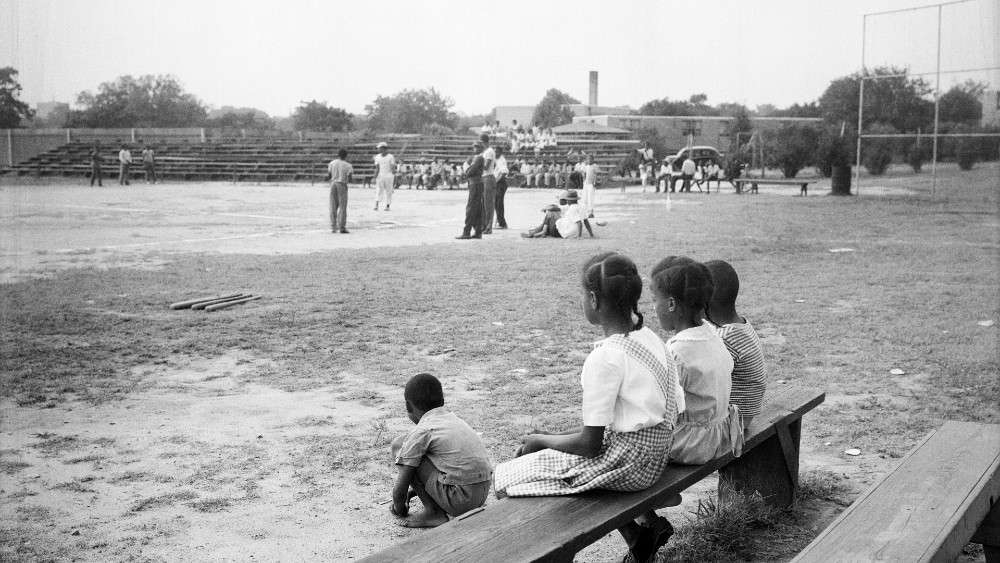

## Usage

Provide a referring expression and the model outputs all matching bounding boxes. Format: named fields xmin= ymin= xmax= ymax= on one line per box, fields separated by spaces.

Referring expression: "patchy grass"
xmin=0 ymin=164 xmax=997 ymax=560
xmin=129 ymin=490 xmax=199 ymax=513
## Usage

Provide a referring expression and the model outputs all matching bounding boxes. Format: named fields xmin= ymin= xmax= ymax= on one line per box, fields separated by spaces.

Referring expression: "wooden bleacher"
xmin=7 ymin=135 xmax=640 ymax=184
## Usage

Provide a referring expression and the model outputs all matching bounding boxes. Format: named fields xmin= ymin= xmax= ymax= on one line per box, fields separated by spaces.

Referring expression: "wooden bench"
xmin=793 ymin=420 xmax=1000 ymax=563
xmin=360 ymin=385 xmax=824 ymax=563
xmin=733 ymin=178 xmax=816 ymax=196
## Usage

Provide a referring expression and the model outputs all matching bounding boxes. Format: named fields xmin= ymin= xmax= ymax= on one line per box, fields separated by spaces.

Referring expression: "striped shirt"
xmin=714 ymin=319 xmax=766 ymax=419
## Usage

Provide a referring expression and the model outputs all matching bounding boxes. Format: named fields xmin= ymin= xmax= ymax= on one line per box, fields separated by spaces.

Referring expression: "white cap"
xmin=376 ymin=142 xmax=388 ymax=149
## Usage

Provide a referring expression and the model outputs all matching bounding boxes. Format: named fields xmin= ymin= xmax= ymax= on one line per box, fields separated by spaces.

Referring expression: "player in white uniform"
xmin=373 ymin=142 xmax=396 ymax=211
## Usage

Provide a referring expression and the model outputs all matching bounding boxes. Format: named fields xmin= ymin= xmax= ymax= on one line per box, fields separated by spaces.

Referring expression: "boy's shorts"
xmin=415 ymin=458 xmax=490 ymax=517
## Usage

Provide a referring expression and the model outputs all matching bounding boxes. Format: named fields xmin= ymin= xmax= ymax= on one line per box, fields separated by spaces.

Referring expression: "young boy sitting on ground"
xmin=521 ymin=203 xmax=562 ymax=238
xmin=704 ymin=260 xmax=766 ymax=430
xmin=390 ymin=373 xmax=492 ymax=527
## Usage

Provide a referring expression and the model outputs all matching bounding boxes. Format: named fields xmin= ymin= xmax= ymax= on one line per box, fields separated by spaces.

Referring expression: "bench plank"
xmin=361 ymin=385 xmax=824 ymax=563
xmin=793 ymin=421 xmax=1000 ymax=563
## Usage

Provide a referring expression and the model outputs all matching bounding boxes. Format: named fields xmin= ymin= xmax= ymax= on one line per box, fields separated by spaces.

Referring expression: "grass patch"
xmin=129 ymin=490 xmax=198 ymax=513
xmin=0 ymin=459 xmax=31 ymax=475
xmin=187 ymin=497 xmax=232 ymax=513
xmin=656 ymin=486 xmax=816 ymax=562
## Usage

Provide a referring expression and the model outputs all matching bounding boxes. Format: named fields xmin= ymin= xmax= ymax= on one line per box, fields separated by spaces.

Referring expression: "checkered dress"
xmin=494 ymin=333 xmax=678 ymax=497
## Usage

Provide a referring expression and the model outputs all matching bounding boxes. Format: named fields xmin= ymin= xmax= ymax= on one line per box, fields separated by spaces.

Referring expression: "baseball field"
xmin=1 ymin=164 xmax=997 ymax=561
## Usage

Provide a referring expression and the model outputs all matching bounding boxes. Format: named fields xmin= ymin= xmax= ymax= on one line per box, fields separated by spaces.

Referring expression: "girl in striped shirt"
xmin=704 ymin=260 xmax=766 ymax=430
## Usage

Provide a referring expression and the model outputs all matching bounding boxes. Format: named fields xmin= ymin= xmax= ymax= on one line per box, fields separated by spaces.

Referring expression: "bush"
xmin=863 ymin=123 xmax=897 ymax=175
xmin=956 ymin=137 xmax=977 ymax=170
xmin=906 ymin=140 xmax=927 ymax=173
xmin=768 ymin=124 xmax=818 ymax=178
xmin=815 ymin=129 xmax=852 ymax=178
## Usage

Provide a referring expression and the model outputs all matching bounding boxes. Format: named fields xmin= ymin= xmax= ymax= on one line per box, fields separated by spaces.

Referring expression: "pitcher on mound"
xmin=373 ymin=142 xmax=397 ymax=211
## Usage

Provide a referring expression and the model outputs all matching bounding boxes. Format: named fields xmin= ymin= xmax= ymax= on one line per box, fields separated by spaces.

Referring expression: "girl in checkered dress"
xmin=493 ymin=252 xmax=682 ymax=560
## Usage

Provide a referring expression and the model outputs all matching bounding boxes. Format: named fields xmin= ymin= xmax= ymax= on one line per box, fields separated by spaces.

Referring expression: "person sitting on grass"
xmin=390 ymin=373 xmax=493 ymax=528
xmin=555 ymin=189 xmax=595 ymax=239
xmin=704 ymin=260 xmax=766 ymax=431
xmin=649 ymin=258 xmax=743 ymax=465
xmin=520 ymin=203 xmax=562 ymax=238
xmin=493 ymin=252 xmax=680 ymax=563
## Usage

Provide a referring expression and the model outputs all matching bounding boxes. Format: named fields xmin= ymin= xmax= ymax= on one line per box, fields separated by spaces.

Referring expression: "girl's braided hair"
xmin=651 ymin=260 xmax=715 ymax=315
xmin=581 ymin=252 xmax=644 ymax=335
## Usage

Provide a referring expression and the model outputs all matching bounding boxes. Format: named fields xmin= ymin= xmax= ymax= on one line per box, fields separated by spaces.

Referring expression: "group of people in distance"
xmin=481 ymin=119 xmax=557 ymax=157
xmin=86 ymin=141 xmax=157 ymax=186
xmin=387 ymin=253 xmax=766 ymax=562
xmin=455 ymin=133 xmax=512 ymax=238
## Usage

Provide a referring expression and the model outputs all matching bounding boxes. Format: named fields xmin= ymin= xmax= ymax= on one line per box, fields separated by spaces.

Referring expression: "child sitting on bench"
xmin=704 ymin=260 xmax=766 ymax=431
xmin=390 ymin=373 xmax=493 ymax=528
xmin=649 ymin=258 xmax=744 ymax=465
xmin=494 ymin=252 xmax=681 ymax=563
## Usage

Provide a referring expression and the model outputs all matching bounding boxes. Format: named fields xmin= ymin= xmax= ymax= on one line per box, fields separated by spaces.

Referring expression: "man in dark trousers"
xmin=480 ymin=133 xmax=497 ymax=235
xmin=457 ymin=141 xmax=485 ymax=239
xmin=89 ymin=142 xmax=103 ymax=187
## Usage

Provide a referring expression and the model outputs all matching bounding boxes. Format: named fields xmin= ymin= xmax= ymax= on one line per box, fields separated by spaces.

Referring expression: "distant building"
xmin=563 ymin=104 xmax=633 ymax=118
xmin=573 ymin=114 xmax=823 ymax=152
xmin=981 ymin=89 xmax=1000 ymax=127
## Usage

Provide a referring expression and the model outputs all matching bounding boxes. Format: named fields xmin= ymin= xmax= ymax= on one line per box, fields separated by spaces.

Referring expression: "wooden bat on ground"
xmin=191 ymin=294 xmax=250 ymax=310
xmin=204 ymin=295 xmax=262 ymax=312
xmin=169 ymin=293 xmax=243 ymax=310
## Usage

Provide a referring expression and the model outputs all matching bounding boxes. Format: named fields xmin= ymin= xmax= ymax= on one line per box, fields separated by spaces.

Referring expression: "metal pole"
xmin=856 ymin=14 xmax=867 ymax=196
xmin=931 ymin=4 xmax=942 ymax=197
xmin=6 ymin=129 xmax=12 ymax=168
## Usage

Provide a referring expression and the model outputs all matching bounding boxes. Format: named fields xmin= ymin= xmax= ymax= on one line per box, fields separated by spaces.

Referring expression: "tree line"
xmin=0 ymin=65 xmax=993 ymax=157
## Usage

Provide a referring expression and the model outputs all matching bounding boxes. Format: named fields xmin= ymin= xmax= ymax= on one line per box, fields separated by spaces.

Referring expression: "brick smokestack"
xmin=589 ymin=71 xmax=598 ymax=106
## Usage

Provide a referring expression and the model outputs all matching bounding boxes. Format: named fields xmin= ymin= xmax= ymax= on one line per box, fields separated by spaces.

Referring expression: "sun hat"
xmin=376 ymin=142 xmax=388 ymax=149
xmin=559 ymin=189 xmax=579 ymax=202
xmin=542 ymin=203 xmax=560 ymax=212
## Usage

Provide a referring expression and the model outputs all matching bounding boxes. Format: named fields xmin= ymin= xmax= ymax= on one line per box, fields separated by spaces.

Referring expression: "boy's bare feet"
xmin=401 ymin=508 xmax=449 ymax=528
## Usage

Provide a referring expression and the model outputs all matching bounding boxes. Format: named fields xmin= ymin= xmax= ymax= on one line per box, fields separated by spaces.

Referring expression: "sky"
xmin=2 ymin=0 xmax=998 ymax=118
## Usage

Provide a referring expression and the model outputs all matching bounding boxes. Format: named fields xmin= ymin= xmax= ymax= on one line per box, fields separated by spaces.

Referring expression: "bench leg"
xmin=972 ymin=498 xmax=1000 ymax=563
xmin=718 ymin=419 xmax=800 ymax=508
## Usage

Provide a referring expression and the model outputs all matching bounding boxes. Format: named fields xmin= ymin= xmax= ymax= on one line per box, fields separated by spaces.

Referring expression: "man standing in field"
xmin=118 ymin=144 xmax=132 ymax=186
xmin=140 ymin=142 xmax=156 ymax=184
xmin=679 ymin=156 xmax=696 ymax=192
xmin=373 ymin=142 xmax=396 ymax=211
xmin=480 ymin=134 xmax=497 ymax=235
xmin=89 ymin=142 xmax=103 ymax=187
xmin=457 ymin=141 xmax=485 ymax=239
xmin=328 ymin=148 xmax=353 ymax=233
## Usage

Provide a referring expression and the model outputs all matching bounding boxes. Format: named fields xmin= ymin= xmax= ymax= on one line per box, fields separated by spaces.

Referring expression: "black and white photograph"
xmin=1 ymin=0 xmax=998 ymax=561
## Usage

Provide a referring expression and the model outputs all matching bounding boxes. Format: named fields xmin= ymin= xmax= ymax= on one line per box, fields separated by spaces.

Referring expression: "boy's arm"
xmin=390 ymin=464 xmax=417 ymax=517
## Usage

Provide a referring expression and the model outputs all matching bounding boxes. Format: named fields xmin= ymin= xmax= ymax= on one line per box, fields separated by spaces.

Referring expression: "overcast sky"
xmin=2 ymin=0 xmax=997 ymax=117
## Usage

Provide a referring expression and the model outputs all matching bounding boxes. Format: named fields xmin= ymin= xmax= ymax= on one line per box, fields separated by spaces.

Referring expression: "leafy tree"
xmin=637 ymin=94 xmax=720 ymax=117
xmin=532 ymin=88 xmax=579 ymax=129
xmin=205 ymin=106 xmax=274 ymax=129
xmin=365 ymin=88 xmax=457 ymax=134
xmin=815 ymin=128 xmax=853 ymax=178
xmin=766 ymin=123 xmax=819 ymax=178
xmin=771 ymin=102 xmax=821 ymax=118
xmin=819 ymin=66 xmax=933 ymax=132
xmin=938 ymin=82 xmax=984 ymax=126
xmin=69 ymin=74 xmax=206 ymax=127
xmin=0 ymin=67 xmax=35 ymax=128
xmin=292 ymin=100 xmax=352 ymax=132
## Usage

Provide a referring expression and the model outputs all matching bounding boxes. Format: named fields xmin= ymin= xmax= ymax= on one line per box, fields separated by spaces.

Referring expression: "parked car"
xmin=665 ymin=146 xmax=723 ymax=173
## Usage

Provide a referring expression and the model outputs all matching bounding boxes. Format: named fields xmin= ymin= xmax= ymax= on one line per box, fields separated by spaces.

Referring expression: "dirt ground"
xmin=1 ymin=169 xmax=995 ymax=562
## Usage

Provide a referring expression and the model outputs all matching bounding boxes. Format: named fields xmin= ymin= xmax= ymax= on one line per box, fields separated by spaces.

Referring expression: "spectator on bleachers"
xmin=89 ymin=142 xmax=103 ymax=187
xmin=118 ymin=144 xmax=132 ymax=186
xmin=430 ymin=158 xmax=444 ymax=189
